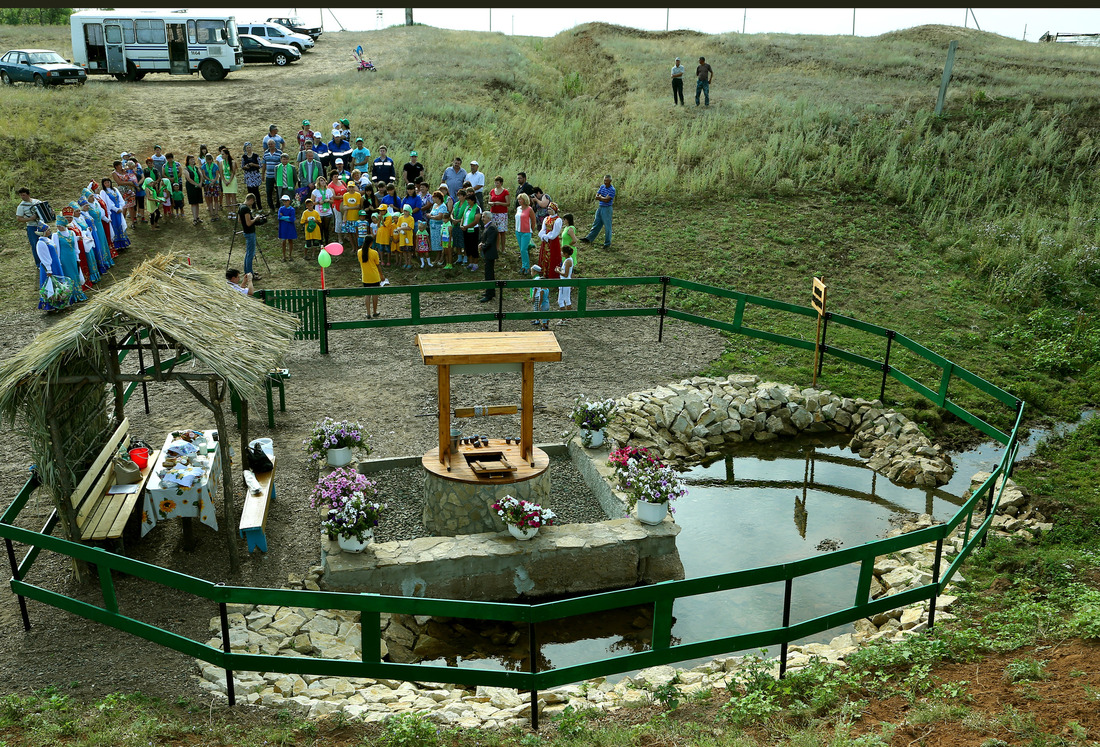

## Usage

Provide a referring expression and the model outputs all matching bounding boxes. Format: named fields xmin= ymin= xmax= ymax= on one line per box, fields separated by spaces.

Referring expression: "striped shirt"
xmin=597 ymin=184 xmax=616 ymax=207
xmin=263 ymin=150 xmax=283 ymax=179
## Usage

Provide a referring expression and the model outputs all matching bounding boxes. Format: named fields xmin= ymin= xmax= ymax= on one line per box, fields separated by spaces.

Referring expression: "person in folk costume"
xmin=99 ymin=178 xmax=131 ymax=251
xmin=68 ymin=202 xmax=100 ymax=288
xmin=78 ymin=197 xmax=112 ymax=274
xmin=537 ymin=202 xmax=563 ymax=283
xmin=35 ymin=222 xmax=67 ymax=311
xmin=53 ymin=217 xmax=88 ymax=305
xmin=84 ymin=185 xmax=117 ymax=262
xmin=143 ymin=176 xmax=163 ymax=230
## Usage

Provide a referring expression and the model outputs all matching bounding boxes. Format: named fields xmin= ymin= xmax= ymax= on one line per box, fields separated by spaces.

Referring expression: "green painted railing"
xmin=1 ymin=276 xmax=1024 ymax=718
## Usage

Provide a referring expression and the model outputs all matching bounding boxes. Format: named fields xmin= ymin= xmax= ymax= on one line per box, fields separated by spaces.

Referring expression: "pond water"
xmin=425 ymin=410 xmax=1098 ymax=677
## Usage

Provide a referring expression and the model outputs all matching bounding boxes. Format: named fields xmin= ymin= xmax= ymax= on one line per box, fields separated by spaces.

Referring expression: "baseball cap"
xmin=153 ymin=144 xmax=162 ymax=149
xmin=302 ymin=119 xmax=310 ymax=127
xmin=120 ymin=151 xmax=130 ymax=159
xmin=335 ymin=158 xmax=344 ymax=164
xmin=530 ymin=264 xmax=542 ymax=274
xmin=280 ymin=194 xmax=290 ymax=201
xmin=356 ymin=137 xmax=363 ymax=142
xmin=410 ymin=150 xmax=418 ymax=157
xmin=470 ymin=160 xmax=479 ymax=166
xmin=269 ymin=123 xmax=278 ymax=129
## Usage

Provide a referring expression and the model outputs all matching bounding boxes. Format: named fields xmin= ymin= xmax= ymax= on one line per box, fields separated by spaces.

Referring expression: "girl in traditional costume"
xmin=69 ymin=202 xmax=99 ymax=288
xmin=537 ymin=202 xmax=563 ymax=282
xmin=35 ymin=222 xmax=68 ymax=312
xmin=144 ymin=176 xmax=162 ymax=230
xmin=220 ymin=147 xmax=239 ymax=215
xmin=54 ymin=217 xmax=88 ymax=304
xmin=201 ymin=154 xmax=222 ymax=222
xmin=85 ymin=186 xmax=117 ymax=261
xmin=79 ymin=196 xmax=112 ymax=274
xmin=100 ymin=178 xmax=131 ymax=251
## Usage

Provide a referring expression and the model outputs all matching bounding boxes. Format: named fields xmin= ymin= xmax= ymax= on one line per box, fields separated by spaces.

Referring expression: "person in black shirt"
xmin=402 ymin=151 xmax=425 ymax=186
xmin=477 ymin=211 xmax=499 ymax=302
xmin=372 ymin=146 xmax=396 ymax=184
xmin=237 ymin=193 xmax=262 ymax=282
xmin=516 ymin=171 xmax=536 ymax=210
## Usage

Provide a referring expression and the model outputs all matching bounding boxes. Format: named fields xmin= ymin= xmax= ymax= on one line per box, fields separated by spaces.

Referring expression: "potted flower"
xmin=491 ymin=494 xmax=556 ymax=541
xmin=619 ymin=459 xmax=687 ymax=525
xmin=608 ymin=445 xmax=662 ymax=488
xmin=570 ymin=396 xmax=617 ymax=448
xmin=310 ymin=467 xmax=385 ymax=552
xmin=304 ymin=417 xmax=370 ymax=467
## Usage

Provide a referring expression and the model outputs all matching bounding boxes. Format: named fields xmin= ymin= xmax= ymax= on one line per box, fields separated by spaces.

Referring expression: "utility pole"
xmin=742 ymin=8 xmax=746 ymax=34
xmin=969 ymin=8 xmax=980 ymax=31
xmin=1023 ymin=24 xmax=1027 ymax=41
xmin=852 ymin=8 xmax=855 ymax=36
xmin=666 ymin=8 xmax=669 ymax=32
xmin=512 ymin=15 xmax=514 ymax=35
xmin=963 ymin=8 xmax=967 ymax=28
xmin=405 ymin=8 xmax=413 ymax=26
xmin=489 ymin=8 xmax=491 ymax=32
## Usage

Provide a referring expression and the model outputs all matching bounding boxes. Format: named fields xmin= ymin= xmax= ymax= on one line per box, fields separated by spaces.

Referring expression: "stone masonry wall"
xmin=606 ymin=373 xmax=953 ymax=487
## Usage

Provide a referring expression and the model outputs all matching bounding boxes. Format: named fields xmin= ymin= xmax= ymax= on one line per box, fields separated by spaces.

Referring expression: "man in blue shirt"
xmin=328 ymin=132 xmax=352 ymax=170
xmin=262 ymin=140 xmax=284 ymax=211
xmin=581 ymin=174 xmax=616 ymax=248
xmin=372 ymin=146 xmax=396 ymax=184
xmin=351 ymin=138 xmax=371 ymax=173
xmin=442 ymin=157 xmax=466 ymax=202
xmin=311 ymin=134 xmax=331 ymax=173
xmin=262 ymin=124 xmax=285 ymax=152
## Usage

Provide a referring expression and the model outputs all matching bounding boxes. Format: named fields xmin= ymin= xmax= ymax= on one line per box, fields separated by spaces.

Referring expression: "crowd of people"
xmin=15 ymin=118 xmax=619 ymax=314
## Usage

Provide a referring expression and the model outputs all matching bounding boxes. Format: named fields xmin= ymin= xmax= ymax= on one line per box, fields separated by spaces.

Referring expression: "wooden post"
xmin=104 ymin=338 xmax=125 ymax=424
xmin=438 ymin=365 xmax=451 ymax=466
xmin=521 ymin=361 xmax=534 ymax=465
xmin=811 ymin=277 xmax=827 ymax=388
xmin=209 ymin=379 xmax=239 ymax=573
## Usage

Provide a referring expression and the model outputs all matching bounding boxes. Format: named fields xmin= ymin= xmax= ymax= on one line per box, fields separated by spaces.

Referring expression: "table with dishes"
xmin=141 ymin=429 xmax=221 ymax=537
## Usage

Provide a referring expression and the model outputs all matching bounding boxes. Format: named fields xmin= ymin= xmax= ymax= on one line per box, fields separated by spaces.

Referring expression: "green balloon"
xmin=317 ymin=249 xmax=332 ymax=268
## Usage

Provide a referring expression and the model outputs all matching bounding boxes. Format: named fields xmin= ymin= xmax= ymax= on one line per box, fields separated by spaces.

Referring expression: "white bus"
xmin=70 ymin=10 xmax=243 ymax=82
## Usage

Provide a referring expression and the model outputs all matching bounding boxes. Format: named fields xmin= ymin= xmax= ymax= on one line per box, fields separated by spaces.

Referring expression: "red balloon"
xmin=324 ymin=242 xmax=344 ymax=256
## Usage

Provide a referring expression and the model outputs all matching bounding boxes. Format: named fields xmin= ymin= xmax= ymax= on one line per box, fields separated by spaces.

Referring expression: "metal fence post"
xmin=319 ymin=289 xmax=329 ymax=356
xmin=4 ymin=538 xmax=30 ymax=630
xmin=218 ymin=598 xmax=236 ymax=706
xmin=778 ymin=577 xmax=793 ymax=679
xmin=880 ymin=330 xmax=895 ymax=402
xmin=528 ymin=621 xmax=539 ymax=730
xmin=816 ymin=312 xmax=831 ymax=378
xmin=927 ymin=537 xmax=944 ymax=630
xmin=135 ymin=334 xmax=150 ymax=415
xmin=497 ymin=281 xmax=506 ymax=332
xmin=658 ymin=277 xmax=669 ymax=342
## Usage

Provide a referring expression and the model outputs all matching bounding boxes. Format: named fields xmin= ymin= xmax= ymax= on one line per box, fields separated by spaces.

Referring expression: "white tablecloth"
xmin=141 ymin=430 xmax=221 ymax=536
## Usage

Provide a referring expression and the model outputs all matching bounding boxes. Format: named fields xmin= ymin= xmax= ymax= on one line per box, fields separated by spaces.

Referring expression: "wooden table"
xmin=416 ymin=331 xmax=562 ymax=468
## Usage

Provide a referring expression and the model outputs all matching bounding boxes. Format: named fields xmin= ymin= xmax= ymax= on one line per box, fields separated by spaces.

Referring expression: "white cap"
xmin=470 ymin=160 xmax=479 ymax=166
xmin=335 ymin=158 xmax=343 ymax=164
xmin=280 ymin=194 xmax=291 ymax=201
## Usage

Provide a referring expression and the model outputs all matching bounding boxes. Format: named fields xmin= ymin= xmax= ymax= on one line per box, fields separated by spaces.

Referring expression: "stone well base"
xmin=322 ymin=518 xmax=684 ymax=600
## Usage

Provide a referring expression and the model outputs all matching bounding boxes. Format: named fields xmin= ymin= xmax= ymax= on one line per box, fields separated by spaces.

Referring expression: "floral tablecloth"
xmin=141 ymin=430 xmax=221 ymax=536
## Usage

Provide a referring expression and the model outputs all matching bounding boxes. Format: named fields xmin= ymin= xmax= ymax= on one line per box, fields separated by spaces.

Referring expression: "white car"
xmin=237 ymin=22 xmax=314 ymax=53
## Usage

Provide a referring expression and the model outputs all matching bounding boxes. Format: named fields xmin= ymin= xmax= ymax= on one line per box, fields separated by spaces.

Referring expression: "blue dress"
xmin=428 ymin=203 xmax=446 ymax=253
xmin=86 ymin=206 xmax=114 ymax=271
xmin=104 ymin=189 xmax=131 ymax=250
xmin=55 ymin=230 xmax=88 ymax=305
xmin=37 ymin=237 xmax=64 ymax=311
xmin=278 ymin=205 xmax=298 ymax=240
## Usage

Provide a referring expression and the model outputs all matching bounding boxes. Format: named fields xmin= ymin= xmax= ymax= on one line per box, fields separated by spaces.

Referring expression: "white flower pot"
xmin=508 ymin=524 xmax=539 ymax=541
xmin=580 ymin=428 xmax=605 ymax=448
xmin=636 ymin=500 xmax=668 ymax=525
xmin=326 ymin=446 xmax=353 ymax=467
xmin=337 ymin=530 xmax=373 ymax=553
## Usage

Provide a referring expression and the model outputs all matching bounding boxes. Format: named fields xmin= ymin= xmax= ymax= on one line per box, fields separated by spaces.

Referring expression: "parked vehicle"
xmin=0 ymin=48 xmax=87 ymax=86
xmin=239 ymin=34 xmax=300 ymax=66
xmin=266 ymin=16 xmax=322 ymax=40
xmin=70 ymin=10 xmax=243 ymax=81
xmin=237 ymin=22 xmax=314 ymax=53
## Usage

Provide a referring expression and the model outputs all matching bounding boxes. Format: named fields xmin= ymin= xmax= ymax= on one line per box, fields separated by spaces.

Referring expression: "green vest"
xmin=276 ymin=163 xmax=296 ymax=189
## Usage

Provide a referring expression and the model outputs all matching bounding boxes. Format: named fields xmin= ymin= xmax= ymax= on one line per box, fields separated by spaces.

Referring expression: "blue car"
xmin=0 ymin=48 xmax=87 ymax=86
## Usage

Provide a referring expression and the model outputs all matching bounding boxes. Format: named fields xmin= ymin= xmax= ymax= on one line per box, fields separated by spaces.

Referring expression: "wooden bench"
xmin=239 ymin=452 xmax=276 ymax=553
xmin=70 ymin=417 xmax=158 ymax=546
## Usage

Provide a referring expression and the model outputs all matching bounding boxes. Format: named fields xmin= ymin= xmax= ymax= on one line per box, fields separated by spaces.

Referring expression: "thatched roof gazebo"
xmin=0 ymin=254 xmax=299 ymax=573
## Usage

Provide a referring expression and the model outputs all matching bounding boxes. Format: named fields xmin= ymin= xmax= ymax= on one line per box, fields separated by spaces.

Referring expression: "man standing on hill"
xmin=372 ymin=146 xmax=396 ymax=184
xmin=671 ymin=57 xmax=685 ymax=105
xmin=403 ymin=151 xmax=425 ymax=186
xmin=442 ymin=158 xmax=467 ymax=202
xmin=696 ymin=56 xmax=713 ymax=107
xmin=515 ymin=172 xmax=536 ymax=210
xmin=581 ymin=174 xmax=615 ymax=249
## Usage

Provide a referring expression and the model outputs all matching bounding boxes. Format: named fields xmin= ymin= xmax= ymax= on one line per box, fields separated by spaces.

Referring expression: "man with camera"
xmin=238 ymin=193 xmax=266 ymax=283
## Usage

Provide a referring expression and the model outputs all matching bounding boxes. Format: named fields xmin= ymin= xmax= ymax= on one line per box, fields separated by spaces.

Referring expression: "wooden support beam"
xmin=104 ymin=337 xmax=125 ymax=424
xmin=521 ymin=361 xmax=534 ymax=465
xmin=438 ymin=365 xmax=450 ymax=466
xmin=209 ymin=379 xmax=240 ymax=574
xmin=44 ymin=388 xmax=90 ymax=582
xmin=53 ymin=372 xmax=223 ymax=384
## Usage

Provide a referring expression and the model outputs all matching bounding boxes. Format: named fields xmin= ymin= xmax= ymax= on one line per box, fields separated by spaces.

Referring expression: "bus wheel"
xmin=199 ymin=60 xmax=224 ymax=81
xmin=123 ymin=62 xmax=139 ymax=82
xmin=135 ymin=71 xmax=146 ymax=80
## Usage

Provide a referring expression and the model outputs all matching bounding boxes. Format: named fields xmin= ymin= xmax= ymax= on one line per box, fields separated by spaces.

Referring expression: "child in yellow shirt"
xmin=375 ymin=208 xmax=395 ymax=267
xmin=299 ymin=198 xmax=322 ymax=259
xmin=396 ymin=204 xmax=415 ymax=269
xmin=358 ymin=244 xmax=385 ymax=317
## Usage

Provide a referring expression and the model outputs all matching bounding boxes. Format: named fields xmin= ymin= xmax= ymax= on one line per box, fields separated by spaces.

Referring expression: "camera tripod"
xmin=225 ymin=208 xmax=272 ymax=275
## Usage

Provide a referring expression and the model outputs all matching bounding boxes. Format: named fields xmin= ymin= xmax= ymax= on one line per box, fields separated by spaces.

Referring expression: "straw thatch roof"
xmin=0 ymin=253 xmax=300 ymax=418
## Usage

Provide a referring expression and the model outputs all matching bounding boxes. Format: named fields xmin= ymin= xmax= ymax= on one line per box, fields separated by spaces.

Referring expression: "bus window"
xmin=197 ymin=20 xmax=226 ymax=44
xmin=136 ymin=19 xmax=166 ymax=44
xmin=119 ymin=19 xmax=135 ymax=44
xmin=187 ymin=20 xmax=196 ymax=44
xmin=104 ymin=24 xmax=122 ymax=44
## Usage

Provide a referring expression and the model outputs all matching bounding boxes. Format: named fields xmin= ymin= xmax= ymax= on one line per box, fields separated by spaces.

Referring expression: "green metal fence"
xmin=1 ymin=276 xmax=1024 ymax=725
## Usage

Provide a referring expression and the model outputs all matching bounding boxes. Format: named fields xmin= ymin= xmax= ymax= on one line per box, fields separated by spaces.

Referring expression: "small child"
xmin=416 ymin=220 xmax=432 ymax=268
xmin=357 ymin=205 xmax=371 ymax=248
xmin=397 ymin=204 xmax=415 ymax=269
xmin=556 ymin=245 xmax=575 ymax=323
xmin=561 ymin=212 xmax=578 ymax=270
xmin=160 ymin=177 xmax=174 ymax=220
xmin=388 ymin=208 xmax=402 ymax=267
xmin=529 ymin=264 xmax=550 ymax=331
xmin=440 ymin=218 xmax=453 ymax=269
xmin=278 ymin=194 xmax=298 ymax=261
xmin=299 ymin=198 xmax=322 ymax=259
xmin=374 ymin=209 xmax=393 ymax=267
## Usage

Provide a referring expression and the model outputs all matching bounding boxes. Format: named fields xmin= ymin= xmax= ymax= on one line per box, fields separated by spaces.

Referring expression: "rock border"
xmin=606 ymin=374 xmax=953 ymax=487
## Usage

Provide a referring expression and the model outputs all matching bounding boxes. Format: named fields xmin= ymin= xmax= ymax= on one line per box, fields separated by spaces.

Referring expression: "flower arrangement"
xmin=310 ymin=467 xmax=385 ymax=542
xmin=320 ymin=490 xmax=385 ymax=543
xmin=303 ymin=418 xmax=370 ymax=467
xmin=572 ymin=398 xmax=616 ymax=444
xmin=491 ymin=494 xmax=556 ymax=531
xmin=618 ymin=459 xmax=687 ymax=513
xmin=608 ymin=445 xmax=662 ymax=480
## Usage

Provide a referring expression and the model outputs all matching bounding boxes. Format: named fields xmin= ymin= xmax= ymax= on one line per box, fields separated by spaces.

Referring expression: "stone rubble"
xmin=196 ymin=473 xmax=1044 ymax=728
xmin=604 ymin=374 xmax=953 ymax=487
